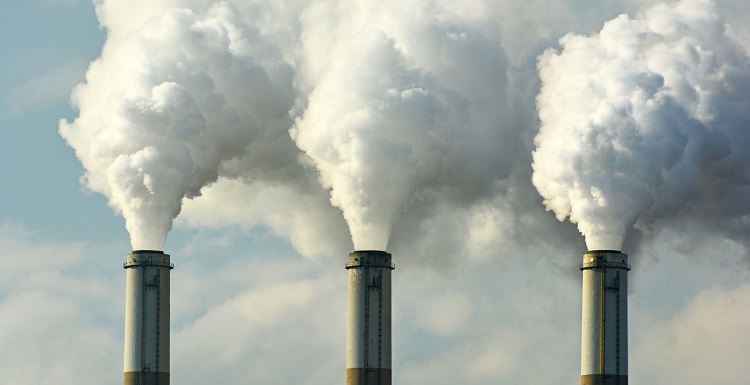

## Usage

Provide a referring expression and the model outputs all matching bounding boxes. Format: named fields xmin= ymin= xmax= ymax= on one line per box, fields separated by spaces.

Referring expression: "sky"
xmin=1 ymin=0 xmax=749 ymax=384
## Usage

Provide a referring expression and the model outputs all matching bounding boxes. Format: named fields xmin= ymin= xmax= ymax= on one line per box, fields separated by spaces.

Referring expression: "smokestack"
xmin=345 ymin=250 xmax=395 ymax=385
xmin=580 ymin=250 xmax=630 ymax=385
xmin=123 ymin=250 xmax=173 ymax=385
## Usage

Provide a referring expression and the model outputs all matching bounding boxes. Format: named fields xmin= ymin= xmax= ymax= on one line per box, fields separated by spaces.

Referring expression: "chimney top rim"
xmin=586 ymin=249 xmax=623 ymax=254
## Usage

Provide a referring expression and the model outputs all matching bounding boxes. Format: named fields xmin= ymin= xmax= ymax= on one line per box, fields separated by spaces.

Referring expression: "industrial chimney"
xmin=123 ymin=250 xmax=173 ymax=385
xmin=345 ymin=250 xmax=395 ymax=385
xmin=580 ymin=250 xmax=630 ymax=385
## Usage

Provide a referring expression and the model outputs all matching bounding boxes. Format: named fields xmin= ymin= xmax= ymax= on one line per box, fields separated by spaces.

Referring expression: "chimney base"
xmin=124 ymin=371 xmax=169 ymax=385
xmin=346 ymin=368 xmax=392 ymax=385
xmin=581 ymin=374 xmax=628 ymax=385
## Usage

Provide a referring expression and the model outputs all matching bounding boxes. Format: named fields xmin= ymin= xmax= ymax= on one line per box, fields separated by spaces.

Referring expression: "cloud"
xmin=172 ymin=271 xmax=347 ymax=384
xmin=37 ymin=0 xmax=90 ymax=7
xmin=413 ymin=292 xmax=473 ymax=336
xmin=0 ymin=223 xmax=121 ymax=385
xmin=395 ymin=258 xmax=581 ymax=385
xmin=632 ymin=283 xmax=750 ymax=385
xmin=177 ymin=177 xmax=352 ymax=259
xmin=5 ymin=61 xmax=87 ymax=116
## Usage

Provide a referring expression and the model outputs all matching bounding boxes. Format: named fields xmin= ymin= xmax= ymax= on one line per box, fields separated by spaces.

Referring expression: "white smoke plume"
xmin=291 ymin=0 xmax=519 ymax=251
xmin=60 ymin=0 xmax=528 ymax=256
xmin=60 ymin=1 xmax=295 ymax=250
xmin=533 ymin=0 xmax=750 ymax=251
xmin=59 ymin=0 xmax=750 ymax=262
xmin=291 ymin=30 xmax=468 ymax=250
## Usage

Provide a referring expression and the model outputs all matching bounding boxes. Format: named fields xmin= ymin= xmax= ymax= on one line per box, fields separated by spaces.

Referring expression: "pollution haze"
xmin=1 ymin=0 xmax=749 ymax=384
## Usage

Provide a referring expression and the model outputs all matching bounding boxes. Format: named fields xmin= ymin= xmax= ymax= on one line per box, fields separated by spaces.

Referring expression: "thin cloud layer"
xmin=0 ymin=224 xmax=121 ymax=385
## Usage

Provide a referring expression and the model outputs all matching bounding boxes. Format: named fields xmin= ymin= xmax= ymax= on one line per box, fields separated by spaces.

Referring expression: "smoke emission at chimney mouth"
xmin=532 ymin=0 xmax=750 ymax=251
xmin=60 ymin=3 xmax=297 ymax=252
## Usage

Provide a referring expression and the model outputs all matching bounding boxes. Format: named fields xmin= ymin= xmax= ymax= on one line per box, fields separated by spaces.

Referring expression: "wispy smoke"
xmin=533 ymin=0 xmax=750 ymax=251
xmin=60 ymin=2 xmax=295 ymax=250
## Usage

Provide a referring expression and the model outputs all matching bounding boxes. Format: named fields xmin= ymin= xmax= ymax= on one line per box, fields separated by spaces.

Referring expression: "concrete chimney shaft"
xmin=345 ymin=250 xmax=395 ymax=385
xmin=580 ymin=250 xmax=630 ymax=385
xmin=123 ymin=250 xmax=173 ymax=385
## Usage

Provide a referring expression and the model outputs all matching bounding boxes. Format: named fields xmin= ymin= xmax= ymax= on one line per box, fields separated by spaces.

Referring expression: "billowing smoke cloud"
xmin=60 ymin=0 xmax=528 ymax=256
xmin=60 ymin=0 xmax=749 ymax=263
xmin=533 ymin=0 xmax=750 ymax=251
xmin=291 ymin=0 xmax=519 ymax=251
xmin=60 ymin=2 xmax=295 ymax=250
xmin=291 ymin=30 xmax=468 ymax=250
